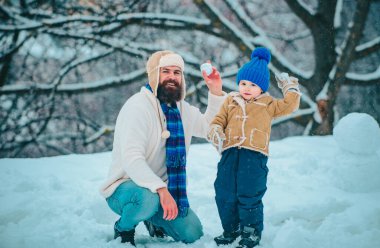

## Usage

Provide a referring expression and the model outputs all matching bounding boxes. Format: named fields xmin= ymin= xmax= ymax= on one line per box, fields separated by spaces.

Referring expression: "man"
xmin=100 ymin=50 xmax=226 ymax=246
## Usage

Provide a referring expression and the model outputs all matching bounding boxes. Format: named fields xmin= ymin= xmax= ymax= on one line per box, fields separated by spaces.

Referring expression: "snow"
xmin=333 ymin=112 xmax=380 ymax=155
xmin=356 ymin=37 xmax=380 ymax=52
xmin=316 ymin=81 xmax=329 ymax=101
xmin=224 ymin=0 xmax=268 ymax=38
xmin=296 ymin=0 xmax=317 ymax=16
xmin=0 ymin=69 xmax=147 ymax=94
xmin=346 ymin=66 xmax=380 ymax=81
xmin=334 ymin=0 xmax=343 ymax=28
xmin=1 ymin=126 xmax=380 ymax=247
xmin=203 ymin=0 xmax=254 ymax=51
xmin=117 ymin=13 xmax=210 ymax=26
xmin=200 ymin=63 xmax=213 ymax=76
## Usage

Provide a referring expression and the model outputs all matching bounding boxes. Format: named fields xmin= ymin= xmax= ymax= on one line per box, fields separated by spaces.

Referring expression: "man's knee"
xmin=180 ymin=220 xmax=203 ymax=243
xmin=125 ymin=187 xmax=159 ymax=220
xmin=113 ymin=181 xmax=160 ymax=218
xmin=177 ymin=211 xmax=203 ymax=243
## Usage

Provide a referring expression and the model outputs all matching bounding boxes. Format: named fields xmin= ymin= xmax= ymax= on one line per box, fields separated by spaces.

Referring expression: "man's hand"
xmin=157 ymin=187 xmax=178 ymax=221
xmin=202 ymin=60 xmax=223 ymax=96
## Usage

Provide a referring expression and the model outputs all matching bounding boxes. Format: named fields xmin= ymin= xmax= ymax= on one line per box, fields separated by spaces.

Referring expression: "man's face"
xmin=157 ymin=66 xmax=183 ymax=103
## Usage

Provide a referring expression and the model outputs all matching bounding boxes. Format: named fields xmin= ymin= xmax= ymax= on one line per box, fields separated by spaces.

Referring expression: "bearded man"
xmin=100 ymin=50 xmax=226 ymax=246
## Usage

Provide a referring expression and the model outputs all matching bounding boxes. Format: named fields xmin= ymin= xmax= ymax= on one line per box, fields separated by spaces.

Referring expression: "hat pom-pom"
xmin=251 ymin=47 xmax=271 ymax=63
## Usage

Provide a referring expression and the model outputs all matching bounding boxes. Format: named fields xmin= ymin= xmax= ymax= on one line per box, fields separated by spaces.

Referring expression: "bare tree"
xmin=191 ymin=0 xmax=379 ymax=134
xmin=0 ymin=0 xmax=379 ymax=157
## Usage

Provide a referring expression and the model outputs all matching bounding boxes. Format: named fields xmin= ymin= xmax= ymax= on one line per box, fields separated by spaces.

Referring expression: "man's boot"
xmin=143 ymin=220 xmax=166 ymax=238
xmin=114 ymin=224 xmax=135 ymax=246
xmin=214 ymin=229 xmax=240 ymax=245
xmin=236 ymin=226 xmax=261 ymax=248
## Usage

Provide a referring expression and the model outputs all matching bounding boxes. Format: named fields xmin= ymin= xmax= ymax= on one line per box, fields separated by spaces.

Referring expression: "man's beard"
xmin=157 ymin=79 xmax=182 ymax=104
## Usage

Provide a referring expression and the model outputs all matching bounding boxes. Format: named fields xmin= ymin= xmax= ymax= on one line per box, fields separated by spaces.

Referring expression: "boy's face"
xmin=238 ymin=80 xmax=262 ymax=100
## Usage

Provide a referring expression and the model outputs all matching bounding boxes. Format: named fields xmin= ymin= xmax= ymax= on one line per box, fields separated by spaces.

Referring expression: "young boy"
xmin=207 ymin=47 xmax=301 ymax=248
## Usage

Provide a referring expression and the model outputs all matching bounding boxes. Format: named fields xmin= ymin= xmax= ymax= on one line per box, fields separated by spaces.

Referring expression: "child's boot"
xmin=236 ymin=226 xmax=261 ymax=248
xmin=114 ymin=223 xmax=136 ymax=246
xmin=214 ymin=229 xmax=240 ymax=245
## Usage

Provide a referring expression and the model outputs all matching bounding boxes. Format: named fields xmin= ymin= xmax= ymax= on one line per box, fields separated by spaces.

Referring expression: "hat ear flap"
xmin=181 ymin=73 xmax=186 ymax=100
xmin=146 ymin=50 xmax=175 ymax=96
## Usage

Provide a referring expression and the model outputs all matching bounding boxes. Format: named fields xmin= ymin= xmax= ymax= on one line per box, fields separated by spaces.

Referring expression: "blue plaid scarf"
xmin=146 ymin=84 xmax=189 ymax=217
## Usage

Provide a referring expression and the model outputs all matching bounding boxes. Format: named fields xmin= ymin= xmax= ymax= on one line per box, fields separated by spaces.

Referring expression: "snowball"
xmin=200 ymin=63 xmax=213 ymax=76
xmin=333 ymin=113 xmax=380 ymax=155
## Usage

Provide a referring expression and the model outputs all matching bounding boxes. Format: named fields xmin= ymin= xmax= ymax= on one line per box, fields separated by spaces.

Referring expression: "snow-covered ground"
xmin=1 ymin=113 xmax=380 ymax=248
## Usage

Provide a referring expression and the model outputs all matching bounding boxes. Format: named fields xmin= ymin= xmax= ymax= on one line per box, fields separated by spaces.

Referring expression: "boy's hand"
xmin=275 ymin=73 xmax=300 ymax=95
xmin=207 ymin=125 xmax=226 ymax=149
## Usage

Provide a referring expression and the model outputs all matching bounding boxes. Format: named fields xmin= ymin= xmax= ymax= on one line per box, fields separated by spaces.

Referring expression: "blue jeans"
xmin=106 ymin=180 xmax=203 ymax=243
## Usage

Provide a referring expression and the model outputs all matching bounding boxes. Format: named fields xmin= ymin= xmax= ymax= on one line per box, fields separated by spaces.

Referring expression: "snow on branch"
xmin=85 ymin=125 xmax=115 ymax=145
xmin=0 ymin=13 xmax=107 ymax=31
xmin=345 ymin=66 xmax=380 ymax=84
xmin=266 ymin=30 xmax=311 ymax=42
xmin=203 ymin=0 xmax=254 ymax=51
xmin=0 ymin=11 xmax=212 ymax=33
xmin=46 ymin=30 xmax=147 ymax=58
xmin=0 ymin=69 xmax=146 ymax=95
xmin=329 ymin=0 xmax=371 ymax=92
xmin=354 ymin=36 xmax=380 ymax=59
xmin=284 ymin=0 xmax=316 ymax=28
xmin=0 ymin=33 xmax=33 ymax=63
xmin=116 ymin=12 xmax=210 ymax=26
xmin=269 ymin=50 xmax=313 ymax=81
xmin=272 ymin=107 xmax=315 ymax=125
xmin=334 ymin=0 xmax=344 ymax=28
xmin=223 ymin=0 xmax=268 ymax=38
xmin=221 ymin=0 xmax=312 ymax=84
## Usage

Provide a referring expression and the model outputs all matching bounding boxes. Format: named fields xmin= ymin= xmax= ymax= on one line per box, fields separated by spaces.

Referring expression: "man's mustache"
xmin=162 ymin=79 xmax=180 ymax=87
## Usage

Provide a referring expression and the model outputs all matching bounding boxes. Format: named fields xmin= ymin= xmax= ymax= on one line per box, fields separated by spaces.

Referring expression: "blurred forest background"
xmin=0 ymin=0 xmax=379 ymax=158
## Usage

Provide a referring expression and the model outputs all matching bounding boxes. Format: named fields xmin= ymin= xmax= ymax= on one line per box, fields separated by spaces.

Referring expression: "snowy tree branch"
xmin=284 ymin=0 xmax=316 ymax=28
xmin=328 ymin=0 xmax=371 ymax=96
xmin=46 ymin=30 xmax=147 ymax=58
xmin=354 ymin=36 xmax=380 ymax=60
xmin=0 ymin=69 xmax=146 ymax=95
xmin=197 ymin=0 xmax=312 ymax=86
xmin=84 ymin=125 xmax=114 ymax=145
xmin=0 ymin=34 xmax=33 ymax=63
xmin=344 ymin=67 xmax=380 ymax=85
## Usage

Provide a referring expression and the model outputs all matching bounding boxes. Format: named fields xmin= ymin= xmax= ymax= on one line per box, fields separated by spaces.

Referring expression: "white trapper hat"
xmin=146 ymin=50 xmax=186 ymax=100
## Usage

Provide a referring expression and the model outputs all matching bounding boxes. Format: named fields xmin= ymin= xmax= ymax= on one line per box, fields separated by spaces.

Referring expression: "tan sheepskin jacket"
xmin=209 ymin=91 xmax=300 ymax=156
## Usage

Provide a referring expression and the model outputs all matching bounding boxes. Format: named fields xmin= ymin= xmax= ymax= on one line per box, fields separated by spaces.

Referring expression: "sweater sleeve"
xmin=116 ymin=100 xmax=167 ymax=193
xmin=266 ymin=91 xmax=301 ymax=118
xmin=188 ymin=91 xmax=227 ymax=138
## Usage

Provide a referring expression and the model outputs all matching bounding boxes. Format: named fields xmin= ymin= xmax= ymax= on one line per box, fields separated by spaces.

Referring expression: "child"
xmin=207 ymin=47 xmax=301 ymax=248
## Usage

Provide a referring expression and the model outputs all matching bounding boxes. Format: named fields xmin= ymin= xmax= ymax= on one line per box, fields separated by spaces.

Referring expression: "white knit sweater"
xmin=99 ymin=87 xmax=226 ymax=198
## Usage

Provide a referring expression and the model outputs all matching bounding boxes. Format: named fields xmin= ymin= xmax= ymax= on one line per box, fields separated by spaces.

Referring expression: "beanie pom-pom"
xmin=251 ymin=47 xmax=271 ymax=63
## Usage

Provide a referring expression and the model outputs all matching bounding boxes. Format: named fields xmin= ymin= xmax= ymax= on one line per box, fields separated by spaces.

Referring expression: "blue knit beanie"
xmin=236 ymin=47 xmax=271 ymax=92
